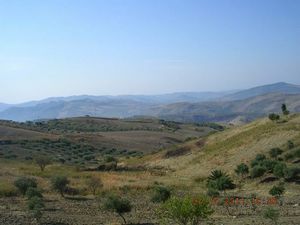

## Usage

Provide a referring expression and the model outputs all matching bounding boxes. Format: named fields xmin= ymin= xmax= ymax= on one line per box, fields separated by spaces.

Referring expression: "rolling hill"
xmin=0 ymin=82 xmax=300 ymax=122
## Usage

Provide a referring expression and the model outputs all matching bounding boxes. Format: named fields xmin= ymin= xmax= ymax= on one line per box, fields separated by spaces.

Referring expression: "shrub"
xmin=104 ymin=194 xmax=132 ymax=224
xmin=28 ymin=196 xmax=44 ymax=223
xmin=26 ymin=187 xmax=43 ymax=200
xmin=51 ymin=176 xmax=69 ymax=197
xmin=86 ymin=176 xmax=103 ymax=195
xmin=151 ymin=186 xmax=171 ymax=203
xmin=250 ymin=166 xmax=266 ymax=178
xmin=269 ymin=148 xmax=283 ymax=159
xmin=251 ymin=154 xmax=266 ymax=167
xmin=287 ymin=140 xmax=294 ymax=149
xmin=261 ymin=160 xmax=278 ymax=172
xmin=159 ymin=195 xmax=213 ymax=225
xmin=284 ymin=166 xmax=300 ymax=181
xmin=263 ymin=207 xmax=279 ymax=225
xmin=0 ymin=183 xmax=18 ymax=197
xmin=269 ymin=113 xmax=280 ymax=121
xmin=14 ymin=177 xmax=37 ymax=196
xmin=206 ymin=188 xmax=220 ymax=197
xmin=273 ymin=163 xmax=287 ymax=178
xmin=35 ymin=156 xmax=51 ymax=171
xmin=235 ymin=163 xmax=249 ymax=178
xmin=269 ymin=184 xmax=285 ymax=199
xmin=207 ymin=170 xmax=235 ymax=193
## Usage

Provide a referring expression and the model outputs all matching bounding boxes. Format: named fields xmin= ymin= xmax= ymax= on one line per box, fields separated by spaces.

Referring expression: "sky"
xmin=0 ymin=0 xmax=299 ymax=103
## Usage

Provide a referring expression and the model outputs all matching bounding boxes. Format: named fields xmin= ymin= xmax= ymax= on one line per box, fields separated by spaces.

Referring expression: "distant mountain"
xmin=0 ymin=103 xmax=11 ymax=112
xmin=222 ymin=82 xmax=300 ymax=101
xmin=1 ymin=82 xmax=300 ymax=122
xmin=148 ymin=93 xmax=300 ymax=123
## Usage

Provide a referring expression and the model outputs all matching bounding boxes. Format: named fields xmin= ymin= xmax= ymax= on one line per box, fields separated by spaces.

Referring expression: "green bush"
xmin=207 ymin=170 xmax=235 ymax=193
xmin=273 ymin=163 xmax=287 ymax=178
xmin=26 ymin=187 xmax=43 ymax=200
xmin=104 ymin=194 xmax=132 ymax=224
xmin=28 ymin=196 xmax=45 ymax=210
xmin=235 ymin=163 xmax=249 ymax=178
xmin=51 ymin=176 xmax=69 ymax=197
xmin=284 ymin=166 xmax=300 ymax=181
xmin=269 ymin=148 xmax=283 ymax=159
xmin=159 ymin=195 xmax=214 ymax=225
xmin=206 ymin=188 xmax=220 ymax=197
xmin=250 ymin=154 xmax=266 ymax=167
xmin=287 ymin=140 xmax=294 ymax=149
xmin=250 ymin=166 xmax=266 ymax=178
xmin=269 ymin=184 xmax=285 ymax=198
xmin=151 ymin=186 xmax=171 ymax=203
xmin=14 ymin=177 xmax=37 ymax=196
xmin=269 ymin=113 xmax=280 ymax=121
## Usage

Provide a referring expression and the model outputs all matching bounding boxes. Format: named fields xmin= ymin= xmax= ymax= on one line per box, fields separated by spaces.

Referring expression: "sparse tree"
xmin=51 ymin=176 xmax=69 ymax=197
xmin=104 ymin=194 xmax=132 ymax=224
xmin=35 ymin=156 xmax=51 ymax=171
xmin=86 ymin=176 xmax=103 ymax=195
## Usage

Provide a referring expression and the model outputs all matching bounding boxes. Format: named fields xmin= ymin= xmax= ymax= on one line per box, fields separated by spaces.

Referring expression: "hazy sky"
xmin=0 ymin=0 xmax=299 ymax=103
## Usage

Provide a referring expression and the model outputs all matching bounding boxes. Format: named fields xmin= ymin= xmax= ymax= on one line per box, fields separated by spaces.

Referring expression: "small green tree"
xmin=51 ymin=176 xmax=69 ymax=197
xmin=104 ymin=194 xmax=132 ymax=224
xmin=269 ymin=148 xmax=283 ymax=159
xmin=35 ymin=156 xmax=51 ymax=172
xmin=263 ymin=207 xmax=279 ymax=225
xmin=14 ymin=177 xmax=37 ymax=196
xmin=281 ymin=104 xmax=289 ymax=115
xmin=86 ymin=176 xmax=103 ymax=195
xmin=151 ymin=185 xmax=171 ymax=203
xmin=159 ymin=195 xmax=214 ymax=225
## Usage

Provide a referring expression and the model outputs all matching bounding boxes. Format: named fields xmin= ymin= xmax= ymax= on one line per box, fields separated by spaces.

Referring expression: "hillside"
xmin=141 ymin=113 xmax=300 ymax=191
xmin=0 ymin=117 xmax=217 ymax=165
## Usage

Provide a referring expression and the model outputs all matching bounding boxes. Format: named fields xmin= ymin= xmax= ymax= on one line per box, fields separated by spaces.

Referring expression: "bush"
xmin=159 ymin=195 xmax=213 ymax=225
xmin=14 ymin=177 xmax=37 ymax=196
xmin=269 ymin=113 xmax=280 ymax=121
xmin=263 ymin=207 xmax=279 ymax=225
xmin=28 ymin=196 xmax=45 ymax=210
xmin=261 ymin=160 xmax=278 ymax=172
xmin=287 ymin=140 xmax=294 ymax=149
xmin=273 ymin=163 xmax=287 ymax=178
xmin=269 ymin=184 xmax=285 ymax=198
xmin=250 ymin=154 xmax=266 ymax=167
xmin=250 ymin=166 xmax=266 ymax=178
xmin=235 ymin=163 xmax=249 ymax=178
xmin=284 ymin=166 xmax=300 ymax=181
xmin=51 ymin=176 xmax=69 ymax=197
xmin=104 ymin=194 xmax=132 ymax=224
xmin=0 ymin=183 xmax=18 ymax=197
xmin=269 ymin=148 xmax=283 ymax=159
xmin=207 ymin=188 xmax=220 ymax=197
xmin=151 ymin=186 xmax=171 ymax=203
xmin=26 ymin=187 xmax=43 ymax=200
xmin=207 ymin=170 xmax=235 ymax=193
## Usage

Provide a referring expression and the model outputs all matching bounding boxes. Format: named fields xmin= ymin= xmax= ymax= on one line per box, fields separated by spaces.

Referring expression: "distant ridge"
xmin=0 ymin=82 xmax=300 ymax=122
xmin=222 ymin=82 xmax=300 ymax=101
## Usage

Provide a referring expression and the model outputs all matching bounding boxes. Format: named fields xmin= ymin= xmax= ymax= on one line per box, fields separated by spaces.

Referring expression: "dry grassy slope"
xmin=144 ymin=114 xmax=300 ymax=184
